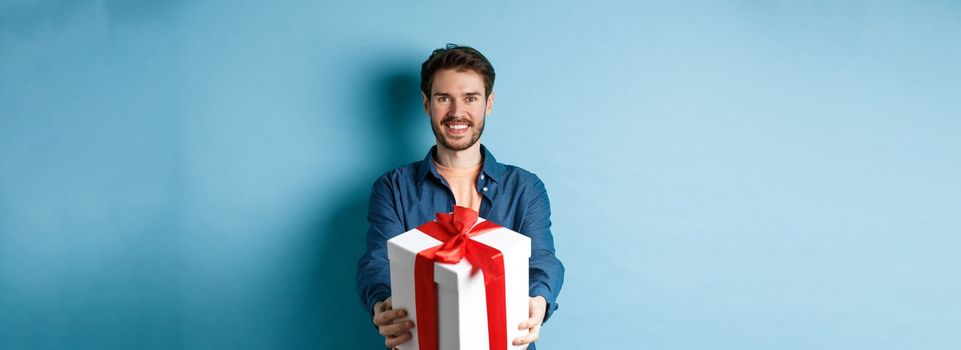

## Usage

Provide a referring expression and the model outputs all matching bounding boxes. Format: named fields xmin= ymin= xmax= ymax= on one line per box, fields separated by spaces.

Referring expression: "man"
xmin=356 ymin=44 xmax=564 ymax=349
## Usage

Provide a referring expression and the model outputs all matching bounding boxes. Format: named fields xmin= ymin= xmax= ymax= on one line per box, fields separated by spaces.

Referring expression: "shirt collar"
xmin=416 ymin=144 xmax=505 ymax=186
xmin=479 ymin=144 xmax=505 ymax=183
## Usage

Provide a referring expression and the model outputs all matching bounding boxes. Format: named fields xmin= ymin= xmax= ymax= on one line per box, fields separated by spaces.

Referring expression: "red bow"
xmin=414 ymin=206 xmax=507 ymax=350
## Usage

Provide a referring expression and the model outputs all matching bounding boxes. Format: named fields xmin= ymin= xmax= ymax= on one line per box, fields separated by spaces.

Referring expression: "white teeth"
xmin=447 ymin=124 xmax=468 ymax=130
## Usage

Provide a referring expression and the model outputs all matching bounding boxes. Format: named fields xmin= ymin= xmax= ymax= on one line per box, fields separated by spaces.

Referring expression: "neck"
xmin=434 ymin=142 xmax=483 ymax=169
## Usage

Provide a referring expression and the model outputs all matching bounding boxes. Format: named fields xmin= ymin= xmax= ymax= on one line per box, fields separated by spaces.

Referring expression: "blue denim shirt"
xmin=356 ymin=144 xmax=565 ymax=326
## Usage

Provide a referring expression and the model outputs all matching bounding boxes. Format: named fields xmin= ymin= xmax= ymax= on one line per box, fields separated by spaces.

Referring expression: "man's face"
xmin=423 ymin=68 xmax=494 ymax=152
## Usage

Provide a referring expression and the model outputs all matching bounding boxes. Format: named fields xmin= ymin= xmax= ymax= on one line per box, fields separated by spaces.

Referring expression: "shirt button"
xmin=482 ymin=187 xmax=488 ymax=192
xmin=480 ymin=174 xmax=485 ymax=180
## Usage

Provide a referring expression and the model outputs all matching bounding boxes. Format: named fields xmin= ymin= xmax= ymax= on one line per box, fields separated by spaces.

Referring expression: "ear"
xmin=486 ymin=90 xmax=495 ymax=115
xmin=422 ymin=91 xmax=431 ymax=116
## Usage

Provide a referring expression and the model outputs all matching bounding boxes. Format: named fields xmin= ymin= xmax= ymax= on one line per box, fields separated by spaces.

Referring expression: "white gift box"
xmin=388 ymin=217 xmax=531 ymax=350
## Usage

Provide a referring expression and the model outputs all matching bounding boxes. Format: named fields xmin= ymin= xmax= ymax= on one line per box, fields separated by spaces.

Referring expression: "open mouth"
xmin=443 ymin=120 xmax=471 ymax=135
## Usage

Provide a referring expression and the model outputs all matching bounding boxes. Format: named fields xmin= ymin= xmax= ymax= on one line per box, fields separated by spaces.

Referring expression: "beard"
xmin=430 ymin=114 xmax=485 ymax=152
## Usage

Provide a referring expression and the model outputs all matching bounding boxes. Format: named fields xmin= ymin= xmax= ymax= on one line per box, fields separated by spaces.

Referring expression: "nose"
xmin=449 ymin=99 xmax=467 ymax=118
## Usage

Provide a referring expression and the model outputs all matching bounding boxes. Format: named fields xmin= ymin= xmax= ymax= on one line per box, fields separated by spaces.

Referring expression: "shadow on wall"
xmin=292 ymin=65 xmax=424 ymax=348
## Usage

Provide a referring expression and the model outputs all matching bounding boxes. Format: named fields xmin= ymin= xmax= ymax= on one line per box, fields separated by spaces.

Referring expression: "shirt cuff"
xmin=367 ymin=288 xmax=392 ymax=321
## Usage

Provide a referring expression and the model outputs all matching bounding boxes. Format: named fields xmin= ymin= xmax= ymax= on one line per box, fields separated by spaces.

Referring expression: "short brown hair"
xmin=421 ymin=44 xmax=495 ymax=98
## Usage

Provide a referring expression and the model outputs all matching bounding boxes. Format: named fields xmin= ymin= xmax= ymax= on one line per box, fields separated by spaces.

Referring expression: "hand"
xmin=512 ymin=296 xmax=547 ymax=349
xmin=372 ymin=297 xmax=415 ymax=349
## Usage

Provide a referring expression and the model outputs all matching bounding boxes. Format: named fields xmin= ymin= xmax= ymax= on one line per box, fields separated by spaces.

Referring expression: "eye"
xmin=466 ymin=96 xmax=477 ymax=103
xmin=437 ymin=96 xmax=449 ymax=103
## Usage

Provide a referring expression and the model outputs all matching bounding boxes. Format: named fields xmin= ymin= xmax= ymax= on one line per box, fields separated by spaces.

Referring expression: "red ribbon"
xmin=414 ymin=206 xmax=507 ymax=350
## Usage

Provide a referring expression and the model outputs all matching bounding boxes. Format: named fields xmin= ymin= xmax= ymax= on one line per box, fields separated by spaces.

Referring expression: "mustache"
xmin=440 ymin=117 xmax=473 ymax=126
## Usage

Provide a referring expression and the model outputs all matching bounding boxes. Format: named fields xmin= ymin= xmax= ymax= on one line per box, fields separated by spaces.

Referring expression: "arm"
xmin=356 ymin=175 xmax=416 ymax=348
xmin=355 ymin=175 xmax=403 ymax=319
xmin=513 ymin=176 xmax=565 ymax=347
xmin=521 ymin=176 xmax=565 ymax=322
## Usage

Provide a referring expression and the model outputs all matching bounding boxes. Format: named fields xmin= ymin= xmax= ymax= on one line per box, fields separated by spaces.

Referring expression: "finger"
xmin=512 ymin=332 xmax=531 ymax=345
xmin=385 ymin=297 xmax=393 ymax=310
xmin=378 ymin=320 xmax=415 ymax=337
xmin=374 ymin=308 xmax=408 ymax=326
xmin=514 ymin=333 xmax=537 ymax=345
xmin=518 ymin=315 xmax=542 ymax=330
xmin=512 ymin=326 xmax=540 ymax=345
xmin=512 ymin=334 xmax=530 ymax=346
xmin=385 ymin=331 xmax=413 ymax=347
xmin=529 ymin=324 xmax=541 ymax=342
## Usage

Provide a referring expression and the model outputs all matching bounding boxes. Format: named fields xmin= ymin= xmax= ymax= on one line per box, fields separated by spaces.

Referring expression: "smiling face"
xmin=423 ymin=68 xmax=494 ymax=152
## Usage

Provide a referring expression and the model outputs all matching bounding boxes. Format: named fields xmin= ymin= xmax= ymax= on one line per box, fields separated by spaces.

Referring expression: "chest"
xmin=397 ymin=179 xmax=524 ymax=233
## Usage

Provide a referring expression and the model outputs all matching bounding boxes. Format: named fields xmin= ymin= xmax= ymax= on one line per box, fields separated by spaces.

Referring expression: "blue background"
xmin=2 ymin=1 xmax=959 ymax=349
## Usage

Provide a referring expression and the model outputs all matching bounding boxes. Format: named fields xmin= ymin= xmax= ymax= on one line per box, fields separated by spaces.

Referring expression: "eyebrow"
xmin=432 ymin=91 xmax=483 ymax=97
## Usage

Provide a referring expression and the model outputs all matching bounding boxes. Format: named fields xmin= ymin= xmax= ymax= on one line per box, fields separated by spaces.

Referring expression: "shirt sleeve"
xmin=355 ymin=174 xmax=403 ymax=320
xmin=520 ymin=176 xmax=565 ymax=322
